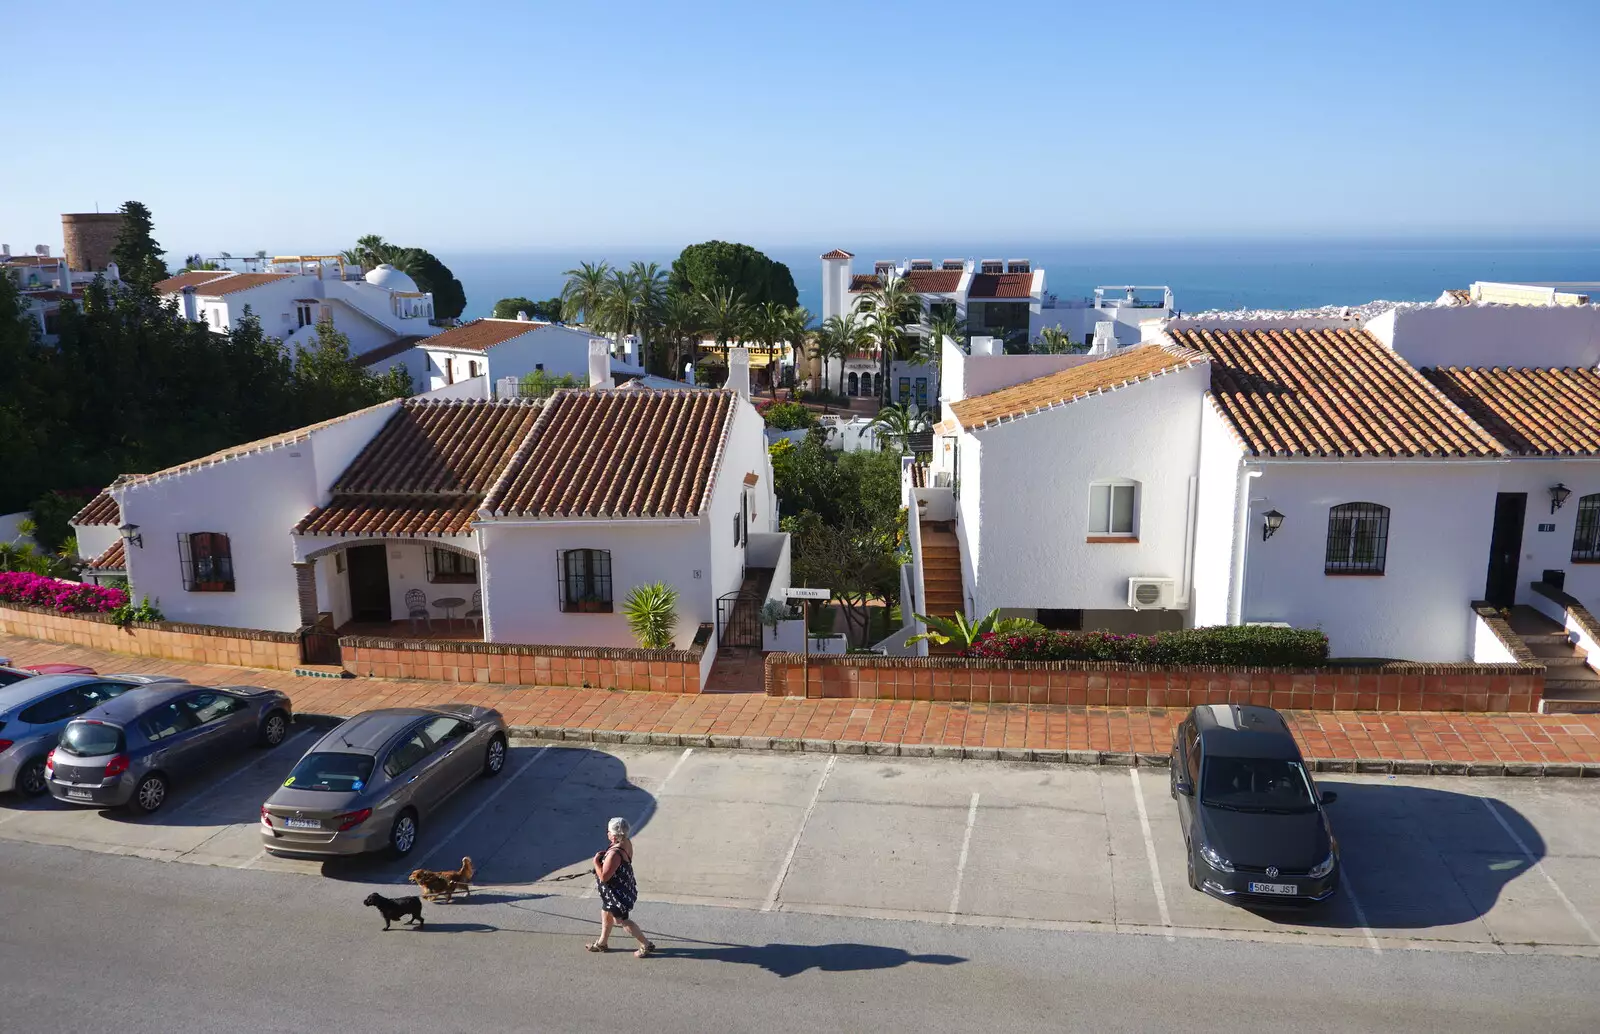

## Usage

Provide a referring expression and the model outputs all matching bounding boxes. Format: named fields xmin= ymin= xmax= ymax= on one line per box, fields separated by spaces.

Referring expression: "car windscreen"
xmin=58 ymin=721 xmax=125 ymax=758
xmin=282 ymin=752 xmax=375 ymax=793
xmin=1201 ymin=756 xmax=1316 ymax=813
xmin=0 ymin=670 xmax=30 ymax=687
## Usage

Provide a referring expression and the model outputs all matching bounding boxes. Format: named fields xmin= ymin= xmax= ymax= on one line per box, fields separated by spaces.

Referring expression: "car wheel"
xmin=389 ymin=810 xmax=419 ymax=858
xmin=17 ymin=756 xmax=48 ymax=797
xmin=1186 ymin=844 xmax=1200 ymax=891
xmin=131 ymin=773 xmax=168 ymax=814
xmin=259 ymin=711 xmax=289 ymax=747
xmin=483 ymin=734 xmax=507 ymax=777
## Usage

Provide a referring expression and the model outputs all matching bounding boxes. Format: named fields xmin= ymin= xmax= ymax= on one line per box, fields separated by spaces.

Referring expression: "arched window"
xmin=847 ymin=372 xmax=859 ymax=396
xmin=559 ymin=549 xmax=613 ymax=612
xmin=1572 ymin=494 xmax=1600 ymax=561
xmin=1325 ymin=502 xmax=1389 ymax=574
xmin=1087 ymin=479 xmax=1138 ymax=538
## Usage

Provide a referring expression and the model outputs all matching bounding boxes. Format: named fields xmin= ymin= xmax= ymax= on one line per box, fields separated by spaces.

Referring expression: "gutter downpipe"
xmin=1228 ymin=467 xmax=1262 ymax=627
xmin=1177 ymin=474 xmax=1198 ymax=608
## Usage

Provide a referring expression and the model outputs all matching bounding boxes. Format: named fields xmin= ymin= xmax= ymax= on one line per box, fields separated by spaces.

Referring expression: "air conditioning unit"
xmin=1127 ymin=577 xmax=1175 ymax=610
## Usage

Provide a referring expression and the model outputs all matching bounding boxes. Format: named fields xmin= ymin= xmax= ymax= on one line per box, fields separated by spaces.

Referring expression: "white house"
xmin=68 ymin=485 xmax=129 ymax=586
xmin=155 ymin=258 xmax=443 ymax=387
xmin=3 ymin=248 xmax=120 ymax=342
xmin=100 ymin=382 xmax=783 ymax=657
xmin=913 ymin=297 xmax=1600 ymax=667
xmin=413 ymin=317 xmax=641 ymax=394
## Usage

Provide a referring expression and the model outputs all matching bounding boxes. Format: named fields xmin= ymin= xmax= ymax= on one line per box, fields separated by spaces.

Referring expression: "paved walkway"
xmin=5 ymin=633 xmax=1599 ymax=768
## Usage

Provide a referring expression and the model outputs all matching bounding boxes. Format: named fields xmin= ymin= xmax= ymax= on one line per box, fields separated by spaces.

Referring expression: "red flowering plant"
xmin=969 ymin=626 xmax=1329 ymax=667
xmin=0 ymin=571 xmax=128 ymax=615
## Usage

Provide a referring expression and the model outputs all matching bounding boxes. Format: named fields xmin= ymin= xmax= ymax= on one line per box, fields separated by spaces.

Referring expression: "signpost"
xmin=786 ymin=588 xmax=832 ymax=693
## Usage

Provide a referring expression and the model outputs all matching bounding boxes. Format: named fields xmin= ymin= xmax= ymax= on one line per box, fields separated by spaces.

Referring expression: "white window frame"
xmin=1087 ymin=480 xmax=1138 ymax=537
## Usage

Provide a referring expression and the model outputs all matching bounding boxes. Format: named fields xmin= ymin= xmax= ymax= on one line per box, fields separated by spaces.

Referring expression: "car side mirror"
xmin=1174 ymin=780 xmax=1193 ymax=796
xmin=1320 ymin=791 xmax=1338 ymax=806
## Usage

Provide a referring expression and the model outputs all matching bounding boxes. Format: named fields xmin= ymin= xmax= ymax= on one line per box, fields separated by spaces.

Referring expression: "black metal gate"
xmin=716 ymin=591 xmax=762 ymax=648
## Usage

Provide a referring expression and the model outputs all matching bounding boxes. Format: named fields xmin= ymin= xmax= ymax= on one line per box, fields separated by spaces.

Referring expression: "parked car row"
xmin=1 ymin=657 xmax=508 ymax=859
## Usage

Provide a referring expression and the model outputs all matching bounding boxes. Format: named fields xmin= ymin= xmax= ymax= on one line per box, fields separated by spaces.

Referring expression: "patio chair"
xmin=463 ymin=589 xmax=482 ymax=633
xmin=405 ymin=588 xmax=431 ymax=635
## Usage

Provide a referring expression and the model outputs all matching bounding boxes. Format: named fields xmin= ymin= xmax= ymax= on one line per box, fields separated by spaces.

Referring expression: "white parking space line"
xmin=1341 ymin=874 xmax=1382 ymax=955
xmin=417 ymin=745 xmax=550 ymax=870
xmin=1481 ymin=796 xmax=1600 ymax=946
xmin=1128 ymin=768 xmax=1174 ymax=942
xmin=763 ymin=755 xmax=836 ymax=912
xmin=234 ymin=849 xmax=265 ymax=869
xmin=168 ymin=728 xmax=315 ymax=816
xmin=946 ymin=792 xmax=980 ymax=922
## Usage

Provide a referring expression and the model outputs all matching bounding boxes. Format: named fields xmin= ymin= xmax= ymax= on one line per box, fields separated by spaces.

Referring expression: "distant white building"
xmin=2 ymin=246 xmax=119 ymax=342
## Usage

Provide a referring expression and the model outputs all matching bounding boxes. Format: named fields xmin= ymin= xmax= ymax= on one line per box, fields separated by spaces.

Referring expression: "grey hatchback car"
xmin=260 ymin=705 xmax=507 ymax=859
xmin=0 ymin=674 xmax=189 ymax=796
xmin=47 ymin=684 xmax=293 ymax=813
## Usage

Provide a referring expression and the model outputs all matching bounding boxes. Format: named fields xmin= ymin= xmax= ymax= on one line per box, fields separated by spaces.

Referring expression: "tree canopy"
xmin=110 ymin=201 xmax=168 ymax=287
xmin=491 ymin=296 xmax=564 ymax=321
xmin=342 ymin=235 xmax=466 ymax=319
xmin=670 ymin=241 xmax=798 ymax=309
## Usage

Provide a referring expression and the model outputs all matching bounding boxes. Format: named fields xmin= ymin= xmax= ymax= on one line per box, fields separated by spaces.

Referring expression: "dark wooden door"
xmin=346 ymin=545 xmax=391 ymax=623
xmin=1484 ymin=492 xmax=1527 ymax=608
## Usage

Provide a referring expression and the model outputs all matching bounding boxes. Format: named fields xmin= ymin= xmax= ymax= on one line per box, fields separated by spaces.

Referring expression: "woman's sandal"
xmin=585 ymin=942 xmax=610 ymax=952
xmin=635 ymin=942 xmax=655 ymax=958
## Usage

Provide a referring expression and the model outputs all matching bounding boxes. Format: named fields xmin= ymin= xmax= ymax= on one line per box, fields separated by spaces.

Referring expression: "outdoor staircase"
xmin=919 ymin=521 xmax=966 ymax=656
xmin=1507 ymin=606 xmax=1600 ymax=714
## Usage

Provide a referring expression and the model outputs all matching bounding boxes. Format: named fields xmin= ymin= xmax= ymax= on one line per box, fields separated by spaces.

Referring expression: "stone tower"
xmin=61 ymin=212 xmax=125 ymax=272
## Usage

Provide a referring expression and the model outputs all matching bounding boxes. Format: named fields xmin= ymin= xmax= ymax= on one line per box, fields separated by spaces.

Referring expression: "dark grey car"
xmin=260 ymin=705 xmax=507 ymax=859
xmin=47 ymin=684 xmax=293 ymax=813
xmin=0 ymin=674 xmax=189 ymax=796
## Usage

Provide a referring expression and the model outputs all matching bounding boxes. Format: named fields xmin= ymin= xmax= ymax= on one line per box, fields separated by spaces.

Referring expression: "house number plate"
xmin=1538 ymin=523 xmax=1556 ymax=533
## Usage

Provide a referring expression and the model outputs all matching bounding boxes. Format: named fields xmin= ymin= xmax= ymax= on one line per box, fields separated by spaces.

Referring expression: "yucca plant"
xmin=905 ymin=608 xmax=1044 ymax=652
xmin=622 ymin=582 xmax=680 ymax=650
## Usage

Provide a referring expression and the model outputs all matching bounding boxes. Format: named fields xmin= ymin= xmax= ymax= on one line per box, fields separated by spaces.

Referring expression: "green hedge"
xmin=969 ymin=626 xmax=1329 ymax=667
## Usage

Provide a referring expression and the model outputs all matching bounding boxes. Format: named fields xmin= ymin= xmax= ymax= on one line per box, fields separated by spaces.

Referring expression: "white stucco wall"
xmin=1485 ymin=458 xmax=1600 ymax=611
xmin=1192 ymin=400 xmax=1245 ymax=627
xmin=71 ymin=522 xmax=120 ymax=567
xmin=940 ymin=345 xmax=1097 ymax=411
xmin=1368 ymin=304 xmax=1600 ymax=369
xmin=964 ymin=363 xmax=1209 ymax=616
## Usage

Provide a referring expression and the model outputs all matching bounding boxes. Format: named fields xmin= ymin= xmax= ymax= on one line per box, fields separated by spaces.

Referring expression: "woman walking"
xmin=586 ymin=817 xmax=654 ymax=957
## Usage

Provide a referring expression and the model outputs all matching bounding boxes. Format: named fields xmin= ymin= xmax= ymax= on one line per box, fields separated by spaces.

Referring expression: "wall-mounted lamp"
xmin=1550 ymin=483 xmax=1571 ymax=515
xmin=118 ymin=523 xmax=143 ymax=549
xmin=1262 ymin=509 xmax=1285 ymax=541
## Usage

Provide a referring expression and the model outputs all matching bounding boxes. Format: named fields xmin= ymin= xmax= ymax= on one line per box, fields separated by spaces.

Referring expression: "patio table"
xmin=432 ymin=596 xmax=466 ymax=632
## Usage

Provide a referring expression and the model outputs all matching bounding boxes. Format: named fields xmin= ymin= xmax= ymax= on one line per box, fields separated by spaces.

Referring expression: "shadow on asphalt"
xmin=651 ymin=942 xmax=966 ymax=978
xmin=1252 ymin=780 xmax=1544 ymax=932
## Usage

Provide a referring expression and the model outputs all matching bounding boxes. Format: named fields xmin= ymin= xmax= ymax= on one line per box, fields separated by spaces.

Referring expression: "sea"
xmin=438 ymin=239 xmax=1600 ymax=322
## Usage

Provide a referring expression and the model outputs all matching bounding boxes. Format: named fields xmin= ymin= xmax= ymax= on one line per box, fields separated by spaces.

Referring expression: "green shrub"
xmin=969 ymin=625 xmax=1329 ymax=667
xmin=621 ymin=582 xmax=679 ymax=649
xmin=763 ymin=401 xmax=818 ymax=431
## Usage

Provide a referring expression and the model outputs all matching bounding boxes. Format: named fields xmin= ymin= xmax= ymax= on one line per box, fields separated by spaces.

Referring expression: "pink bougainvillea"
xmin=0 ymin=572 xmax=128 ymax=615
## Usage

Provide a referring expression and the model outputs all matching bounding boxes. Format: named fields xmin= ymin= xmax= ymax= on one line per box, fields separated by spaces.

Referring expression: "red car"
xmin=21 ymin=663 xmax=97 ymax=676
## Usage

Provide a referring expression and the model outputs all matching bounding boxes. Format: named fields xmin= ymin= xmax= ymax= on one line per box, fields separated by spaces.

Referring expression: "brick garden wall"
xmin=0 ymin=604 xmax=301 ymax=670
xmin=763 ymin=654 xmax=1545 ymax=713
xmin=340 ymin=623 xmax=715 ymax=693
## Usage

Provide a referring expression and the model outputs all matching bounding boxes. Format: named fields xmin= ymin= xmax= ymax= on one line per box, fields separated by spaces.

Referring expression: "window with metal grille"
xmin=426 ymin=548 xmax=478 ymax=584
xmin=1325 ymin=502 xmax=1389 ymax=574
xmin=178 ymin=532 xmax=235 ymax=591
xmin=1572 ymin=494 xmax=1600 ymax=561
xmin=559 ymin=549 xmax=612 ymax=612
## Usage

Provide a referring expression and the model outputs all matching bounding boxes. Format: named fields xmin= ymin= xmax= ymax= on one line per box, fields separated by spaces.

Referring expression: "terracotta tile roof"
xmin=357 ymin=334 xmax=427 ymax=367
xmin=847 ymin=270 xmax=964 ymax=294
xmin=3 ymin=255 xmax=63 ymax=267
xmin=1421 ymin=366 xmax=1600 ymax=455
xmin=848 ymin=274 xmax=880 ymax=293
xmin=70 ymin=490 xmax=120 ymax=526
xmin=1174 ymin=326 xmax=1503 ymax=458
xmin=419 ymin=318 xmax=540 ymax=352
xmin=154 ymin=270 xmax=235 ymax=294
xmin=1445 ymin=288 xmax=1472 ymax=305
xmin=196 ymin=272 xmax=295 ymax=296
xmin=967 ymin=272 xmax=1035 ymax=299
xmin=948 ymin=345 xmax=1207 ymax=430
xmin=297 ymin=399 xmax=544 ymax=538
xmin=87 ymin=540 xmax=125 ymax=571
xmin=484 ymin=389 xmax=736 ymax=518
xmin=820 ymin=249 xmax=855 ymax=260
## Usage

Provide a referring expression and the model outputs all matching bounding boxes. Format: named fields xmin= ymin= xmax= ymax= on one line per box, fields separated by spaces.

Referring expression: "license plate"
xmin=1248 ymin=882 xmax=1297 ymax=896
xmin=65 ymin=789 xmax=93 ymax=800
xmin=283 ymin=818 xmax=321 ymax=830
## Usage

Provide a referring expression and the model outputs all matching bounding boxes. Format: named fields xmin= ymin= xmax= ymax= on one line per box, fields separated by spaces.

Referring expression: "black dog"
xmin=364 ymin=892 xmax=424 ymax=930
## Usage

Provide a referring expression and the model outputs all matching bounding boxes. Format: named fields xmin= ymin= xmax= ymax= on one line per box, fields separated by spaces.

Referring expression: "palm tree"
xmin=750 ymin=301 xmax=790 ymax=396
xmin=560 ymin=261 xmax=612 ymax=326
xmin=870 ymin=403 xmax=931 ymax=454
xmin=816 ymin=313 xmax=866 ymax=400
xmin=659 ymin=291 xmax=704 ymax=380
xmin=858 ymin=275 xmax=926 ymax=403
xmin=630 ymin=261 xmax=668 ymax=373
xmin=925 ymin=310 xmax=967 ymax=362
xmin=781 ymin=305 xmax=815 ymax=396
xmin=699 ymin=284 xmax=750 ymax=353
xmin=597 ymin=266 xmax=640 ymax=345
xmin=1036 ymin=326 xmax=1076 ymax=354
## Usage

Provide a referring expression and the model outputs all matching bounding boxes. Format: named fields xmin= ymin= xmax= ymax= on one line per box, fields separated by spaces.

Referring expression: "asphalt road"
xmin=2 ymin=839 xmax=1597 ymax=1034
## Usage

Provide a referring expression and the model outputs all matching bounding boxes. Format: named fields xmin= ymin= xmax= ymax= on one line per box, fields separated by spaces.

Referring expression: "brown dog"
xmin=408 ymin=856 xmax=474 ymax=902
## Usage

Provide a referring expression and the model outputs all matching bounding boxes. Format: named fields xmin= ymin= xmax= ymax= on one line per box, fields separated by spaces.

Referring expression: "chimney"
xmin=106 ymin=261 xmax=120 ymax=283
xmin=516 ymin=310 xmax=531 ymax=321
xmin=1 ymin=244 xmax=9 ymax=257
xmin=724 ymin=346 xmax=751 ymax=399
xmin=588 ymin=338 xmax=612 ymax=389
xmin=496 ymin=376 xmax=520 ymax=400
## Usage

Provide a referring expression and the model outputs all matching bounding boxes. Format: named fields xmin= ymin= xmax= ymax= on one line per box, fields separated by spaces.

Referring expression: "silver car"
xmin=47 ymin=684 xmax=292 ymax=813
xmin=260 ymin=705 xmax=507 ymax=859
xmin=0 ymin=674 xmax=188 ymax=796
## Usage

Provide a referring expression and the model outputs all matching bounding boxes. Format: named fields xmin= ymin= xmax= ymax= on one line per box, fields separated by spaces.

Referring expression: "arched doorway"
xmin=847 ymin=372 xmax=859 ymax=396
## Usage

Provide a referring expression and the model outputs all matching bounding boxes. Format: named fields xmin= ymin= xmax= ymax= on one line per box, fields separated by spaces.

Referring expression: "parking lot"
xmin=1 ymin=727 xmax=1597 ymax=957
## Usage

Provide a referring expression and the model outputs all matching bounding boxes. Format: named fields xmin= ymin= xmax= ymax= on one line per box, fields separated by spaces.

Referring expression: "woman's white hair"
xmin=607 ymin=817 xmax=630 ymax=837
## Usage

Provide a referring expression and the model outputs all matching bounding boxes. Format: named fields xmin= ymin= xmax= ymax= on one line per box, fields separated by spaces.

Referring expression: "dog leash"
xmin=539 ymin=869 xmax=592 ymax=883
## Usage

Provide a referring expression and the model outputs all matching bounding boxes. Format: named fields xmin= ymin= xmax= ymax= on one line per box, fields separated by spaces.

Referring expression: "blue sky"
xmin=5 ymin=1 xmax=1597 ymax=257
